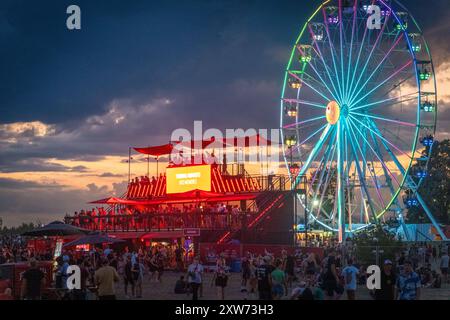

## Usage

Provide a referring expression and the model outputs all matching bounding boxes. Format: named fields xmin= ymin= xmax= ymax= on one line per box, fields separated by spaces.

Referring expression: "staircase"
xmin=216 ymin=191 xmax=288 ymax=244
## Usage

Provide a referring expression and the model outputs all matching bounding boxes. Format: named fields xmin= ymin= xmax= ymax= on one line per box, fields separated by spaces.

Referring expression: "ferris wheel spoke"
xmin=347 ymin=13 xmax=394 ymax=105
xmin=308 ymin=60 xmax=340 ymax=102
xmin=347 ymin=118 xmax=402 ymax=187
xmin=283 ymin=98 xmax=327 ymax=109
xmin=303 ymin=71 xmax=338 ymax=97
xmin=349 ymin=23 xmax=394 ymax=105
xmin=288 ymin=71 xmax=331 ymax=102
xmin=322 ymin=9 xmax=344 ymax=102
xmin=298 ymin=49 xmax=340 ymax=102
xmin=350 ymin=111 xmax=417 ymax=127
xmin=283 ymin=115 xmax=326 ymax=129
xmin=310 ymin=140 xmax=336 ymax=218
xmin=349 ymin=115 xmax=413 ymax=161
xmin=367 ymin=119 xmax=410 ymax=174
xmin=348 ymin=33 xmax=404 ymax=106
xmin=294 ymin=124 xmax=333 ymax=187
xmin=349 ymin=123 xmax=386 ymax=211
xmin=367 ymin=124 xmax=401 ymax=203
xmin=307 ymin=26 xmax=342 ymax=102
xmin=309 ymin=129 xmax=337 ymax=190
xmin=313 ymin=148 xmax=337 ymax=221
xmin=347 ymin=5 xmax=371 ymax=105
xmin=338 ymin=0 xmax=345 ymax=105
xmin=350 ymin=60 xmax=413 ymax=108
xmin=351 ymin=93 xmax=418 ymax=112
xmin=344 ymin=0 xmax=358 ymax=104
xmin=345 ymin=121 xmax=379 ymax=220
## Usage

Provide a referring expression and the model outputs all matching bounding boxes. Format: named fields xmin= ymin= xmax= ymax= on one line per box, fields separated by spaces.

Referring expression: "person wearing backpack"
xmin=341 ymin=259 xmax=359 ymax=300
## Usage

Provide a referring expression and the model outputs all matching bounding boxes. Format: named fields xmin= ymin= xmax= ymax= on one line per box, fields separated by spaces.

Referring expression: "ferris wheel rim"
xmin=280 ymin=0 xmax=438 ymax=233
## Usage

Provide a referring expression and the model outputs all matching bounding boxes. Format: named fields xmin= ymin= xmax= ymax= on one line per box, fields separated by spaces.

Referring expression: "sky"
xmin=0 ymin=0 xmax=449 ymax=226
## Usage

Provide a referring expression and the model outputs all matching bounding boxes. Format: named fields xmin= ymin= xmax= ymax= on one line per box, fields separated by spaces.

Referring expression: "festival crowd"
xmin=1 ymin=234 xmax=449 ymax=300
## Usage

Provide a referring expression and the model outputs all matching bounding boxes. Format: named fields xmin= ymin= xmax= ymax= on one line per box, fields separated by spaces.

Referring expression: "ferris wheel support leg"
xmin=294 ymin=124 xmax=332 ymax=188
xmin=367 ymin=121 xmax=410 ymax=241
xmin=337 ymin=120 xmax=346 ymax=243
xmin=370 ymin=122 xmax=447 ymax=241
xmin=410 ymin=183 xmax=448 ymax=241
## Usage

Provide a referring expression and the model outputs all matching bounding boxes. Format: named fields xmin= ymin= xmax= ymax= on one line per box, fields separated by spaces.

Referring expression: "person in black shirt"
xmin=323 ymin=250 xmax=340 ymax=299
xmin=123 ymin=256 xmax=135 ymax=298
xmin=374 ymin=260 xmax=396 ymax=300
xmin=20 ymin=258 xmax=45 ymax=300
xmin=256 ymin=257 xmax=274 ymax=300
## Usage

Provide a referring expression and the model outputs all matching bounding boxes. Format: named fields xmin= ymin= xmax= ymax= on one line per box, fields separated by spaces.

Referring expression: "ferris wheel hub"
xmin=326 ymin=100 xmax=340 ymax=125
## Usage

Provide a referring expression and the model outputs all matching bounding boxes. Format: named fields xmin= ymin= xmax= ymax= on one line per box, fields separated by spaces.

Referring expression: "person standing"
xmin=20 ymin=258 xmax=45 ymax=300
xmin=256 ymin=256 xmax=274 ymax=300
xmin=94 ymin=258 xmax=120 ymax=300
xmin=132 ymin=257 xmax=145 ymax=298
xmin=175 ymin=246 xmax=184 ymax=272
xmin=123 ymin=256 xmax=135 ymax=298
xmin=341 ymin=259 xmax=359 ymax=300
xmin=322 ymin=250 xmax=340 ymax=300
xmin=396 ymin=260 xmax=421 ymax=300
xmin=270 ymin=259 xmax=287 ymax=300
xmin=187 ymin=256 xmax=204 ymax=300
xmin=212 ymin=258 xmax=229 ymax=300
xmin=374 ymin=260 xmax=397 ymax=300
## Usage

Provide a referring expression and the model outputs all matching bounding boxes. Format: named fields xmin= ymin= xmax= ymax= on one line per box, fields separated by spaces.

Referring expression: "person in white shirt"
xmin=186 ymin=256 xmax=204 ymax=300
xmin=341 ymin=259 xmax=359 ymax=300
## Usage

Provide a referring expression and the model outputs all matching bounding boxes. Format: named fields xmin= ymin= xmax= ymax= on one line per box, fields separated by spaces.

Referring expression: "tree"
xmin=352 ymin=225 xmax=403 ymax=265
xmin=0 ymin=222 xmax=37 ymax=236
xmin=406 ymin=139 xmax=450 ymax=224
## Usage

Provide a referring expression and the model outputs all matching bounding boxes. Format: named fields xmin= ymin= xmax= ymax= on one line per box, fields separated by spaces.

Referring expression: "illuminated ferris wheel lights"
xmin=419 ymin=70 xmax=431 ymax=81
xmin=411 ymin=43 xmax=422 ymax=53
xmin=420 ymin=136 xmax=434 ymax=147
xmin=289 ymin=78 xmax=302 ymax=89
xmin=300 ymin=55 xmax=312 ymax=63
xmin=421 ymin=102 xmax=435 ymax=113
xmin=415 ymin=170 xmax=428 ymax=179
xmin=405 ymin=197 xmax=419 ymax=208
xmin=284 ymin=104 xmax=298 ymax=117
xmin=313 ymin=33 xmax=324 ymax=41
xmin=312 ymin=199 xmax=320 ymax=207
xmin=381 ymin=9 xmax=391 ymax=17
xmin=285 ymin=136 xmax=297 ymax=147
xmin=327 ymin=16 xmax=339 ymax=24
xmin=394 ymin=21 xmax=408 ymax=31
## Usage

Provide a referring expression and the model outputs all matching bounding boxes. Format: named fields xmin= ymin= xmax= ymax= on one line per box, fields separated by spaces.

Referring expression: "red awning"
xmin=89 ymin=192 xmax=258 ymax=206
xmin=133 ymin=144 xmax=174 ymax=157
xmin=169 ymin=189 xmax=222 ymax=199
xmin=89 ymin=197 xmax=144 ymax=205
xmin=133 ymin=134 xmax=275 ymax=156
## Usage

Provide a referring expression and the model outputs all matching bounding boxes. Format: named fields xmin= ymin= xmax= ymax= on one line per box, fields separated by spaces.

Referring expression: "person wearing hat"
xmin=395 ymin=260 xmax=421 ymax=300
xmin=373 ymin=259 xmax=397 ymax=300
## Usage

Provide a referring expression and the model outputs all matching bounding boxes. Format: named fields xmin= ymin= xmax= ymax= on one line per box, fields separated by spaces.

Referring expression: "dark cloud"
xmin=0 ymin=0 xmax=449 ymax=225
xmin=0 ymin=158 xmax=89 ymax=173
xmin=0 ymin=177 xmax=62 ymax=189
xmin=99 ymin=172 xmax=126 ymax=178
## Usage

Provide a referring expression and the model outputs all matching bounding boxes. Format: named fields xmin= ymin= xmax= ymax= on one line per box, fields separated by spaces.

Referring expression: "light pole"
xmin=285 ymin=136 xmax=297 ymax=247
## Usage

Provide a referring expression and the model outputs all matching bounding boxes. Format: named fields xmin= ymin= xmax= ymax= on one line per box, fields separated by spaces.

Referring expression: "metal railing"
xmin=64 ymin=211 xmax=258 ymax=233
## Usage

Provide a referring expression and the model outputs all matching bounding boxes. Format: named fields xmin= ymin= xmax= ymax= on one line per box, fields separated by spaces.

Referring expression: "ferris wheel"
xmin=280 ymin=0 xmax=446 ymax=242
